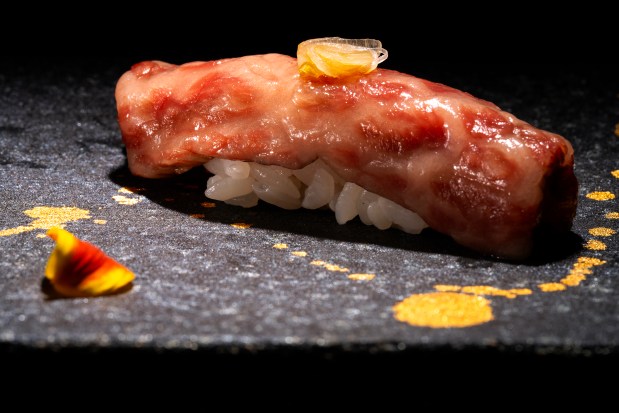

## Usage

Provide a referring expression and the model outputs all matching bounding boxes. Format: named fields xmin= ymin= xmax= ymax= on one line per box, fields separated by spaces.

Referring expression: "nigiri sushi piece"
xmin=115 ymin=38 xmax=577 ymax=259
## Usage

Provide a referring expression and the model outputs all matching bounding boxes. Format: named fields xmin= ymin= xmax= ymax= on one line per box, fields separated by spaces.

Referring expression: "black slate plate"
xmin=1 ymin=48 xmax=618 ymax=398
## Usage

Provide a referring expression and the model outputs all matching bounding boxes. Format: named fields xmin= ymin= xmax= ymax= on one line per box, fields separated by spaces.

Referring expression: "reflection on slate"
xmin=1 ymin=56 xmax=619 ymax=381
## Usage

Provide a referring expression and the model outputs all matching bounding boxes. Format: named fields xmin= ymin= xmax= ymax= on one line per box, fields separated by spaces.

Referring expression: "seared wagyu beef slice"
xmin=115 ymin=43 xmax=577 ymax=260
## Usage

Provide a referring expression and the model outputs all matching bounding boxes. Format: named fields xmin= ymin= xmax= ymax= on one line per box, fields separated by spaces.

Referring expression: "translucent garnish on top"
xmin=297 ymin=37 xmax=388 ymax=79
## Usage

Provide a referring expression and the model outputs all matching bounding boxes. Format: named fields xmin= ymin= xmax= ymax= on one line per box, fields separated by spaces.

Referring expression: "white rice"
xmin=204 ymin=158 xmax=428 ymax=234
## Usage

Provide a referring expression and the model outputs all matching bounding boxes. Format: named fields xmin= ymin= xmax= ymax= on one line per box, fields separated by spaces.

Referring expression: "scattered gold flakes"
xmin=118 ymin=186 xmax=144 ymax=194
xmin=589 ymin=227 xmax=616 ymax=237
xmin=201 ymin=202 xmax=216 ymax=208
xmin=393 ymin=292 xmax=494 ymax=328
xmin=585 ymin=239 xmax=607 ymax=250
xmin=0 ymin=206 xmax=91 ymax=237
xmin=310 ymin=260 xmax=349 ymax=272
xmin=611 ymin=170 xmax=619 ymax=179
xmin=272 ymin=245 xmax=353 ymax=273
xmin=538 ymin=283 xmax=567 ymax=292
xmin=190 ymin=213 xmax=205 ymax=219
xmin=434 ymin=285 xmax=531 ymax=299
xmin=93 ymin=219 xmax=107 ymax=225
xmin=36 ymin=233 xmax=47 ymax=238
xmin=393 ymin=235 xmax=609 ymax=328
xmin=231 ymin=222 xmax=252 ymax=229
xmin=606 ymin=212 xmax=619 ymax=219
xmin=112 ymin=195 xmax=141 ymax=205
xmin=347 ymin=273 xmax=376 ymax=281
xmin=560 ymin=256 xmax=606 ymax=287
xmin=272 ymin=245 xmax=354 ymax=272
xmin=586 ymin=191 xmax=615 ymax=201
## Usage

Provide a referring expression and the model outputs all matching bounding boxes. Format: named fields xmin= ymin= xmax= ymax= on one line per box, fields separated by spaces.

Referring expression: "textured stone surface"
xmin=1 ymin=57 xmax=618 ymax=384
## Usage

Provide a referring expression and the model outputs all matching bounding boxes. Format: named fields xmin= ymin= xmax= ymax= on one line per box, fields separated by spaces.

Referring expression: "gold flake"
xmin=231 ymin=222 xmax=252 ymax=229
xmin=118 ymin=186 xmax=144 ymax=194
xmin=0 ymin=206 xmax=91 ymax=237
xmin=347 ymin=273 xmax=376 ymax=281
xmin=310 ymin=260 xmax=349 ymax=272
xmin=112 ymin=195 xmax=140 ymax=205
xmin=393 ymin=292 xmax=493 ymax=328
xmin=584 ymin=239 xmax=607 ymax=250
xmin=538 ymin=283 xmax=567 ymax=292
xmin=586 ymin=191 xmax=615 ymax=201
xmin=588 ymin=227 xmax=616 ymax=237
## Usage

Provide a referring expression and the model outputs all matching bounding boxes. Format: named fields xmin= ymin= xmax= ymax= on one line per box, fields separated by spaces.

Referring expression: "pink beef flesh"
xmin=115 ymin=53 xmax=578 ymax=259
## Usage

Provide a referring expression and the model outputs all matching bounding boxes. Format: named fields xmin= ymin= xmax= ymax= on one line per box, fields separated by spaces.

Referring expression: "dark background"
xmin=3 ymin=4 xmax=616 ymax=68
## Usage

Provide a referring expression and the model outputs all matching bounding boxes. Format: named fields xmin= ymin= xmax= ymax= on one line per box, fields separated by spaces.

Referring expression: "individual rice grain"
xmin=225 ymin=161 xmax=251 ymax=179
xmin=252 ymin=181 xmax=302 ymax=210
xmin=204 ymin=158 xmax=230 ymax=176
xmin=205 ymin=176 xmax=253 ymax=200
xmin=251 ymin=164 xmax=301 ymax=199
xmin=224 ymin=192 xmax=259 ymax=208
xmin=367 ymin=201 xmax=392 ymax=230
xmin=357 ymin=190 xmax=379 ymax=225
xmin=378 ymin=197 xmax=427 ymax=234
xmin=302 ymin=167 xmax=335 ymax=209
xmin=334 ymin=182 xmax=363 ymax=224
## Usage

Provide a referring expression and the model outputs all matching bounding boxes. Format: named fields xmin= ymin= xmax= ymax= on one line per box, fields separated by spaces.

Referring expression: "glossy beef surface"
xmin=116 ymin=54 xmax=577 ymax=259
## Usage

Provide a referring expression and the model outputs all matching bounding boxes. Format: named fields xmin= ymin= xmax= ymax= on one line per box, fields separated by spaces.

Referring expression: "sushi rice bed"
xmin=204 ymin=159 xmax=428 ymax=234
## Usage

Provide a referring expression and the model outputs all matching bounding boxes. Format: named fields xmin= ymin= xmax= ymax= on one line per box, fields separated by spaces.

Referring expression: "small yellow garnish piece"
xmin=297 ymin=37 xmax=388 ymax=79
xmin=45 ymin=227 xmax=135 ymax=297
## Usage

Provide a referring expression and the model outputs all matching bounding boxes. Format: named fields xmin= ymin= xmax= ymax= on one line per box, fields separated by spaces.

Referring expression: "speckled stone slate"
xmin=1 ymin=56 xmax=618 ymax=389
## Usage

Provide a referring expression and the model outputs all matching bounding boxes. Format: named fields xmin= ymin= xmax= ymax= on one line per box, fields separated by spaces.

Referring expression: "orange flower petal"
xmin=45 ymin=227 xmax=135 ymax=297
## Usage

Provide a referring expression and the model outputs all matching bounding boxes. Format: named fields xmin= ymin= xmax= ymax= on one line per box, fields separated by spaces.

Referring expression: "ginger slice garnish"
xmin=297 ymin=37 xmax=388 ymax=79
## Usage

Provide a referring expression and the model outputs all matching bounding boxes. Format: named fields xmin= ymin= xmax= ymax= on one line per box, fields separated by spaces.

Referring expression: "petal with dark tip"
xmin=45 ymin=227 xmax=135 ymax=297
